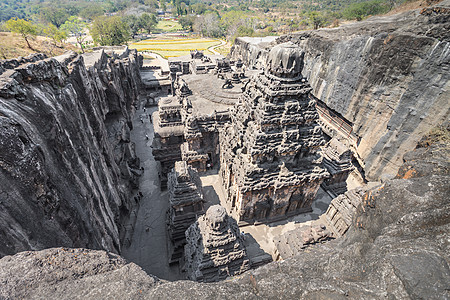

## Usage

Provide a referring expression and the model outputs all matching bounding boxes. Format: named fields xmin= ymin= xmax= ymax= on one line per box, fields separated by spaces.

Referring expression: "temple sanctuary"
xmin=220 ymin=43 xmax=329 ymax=224
xmin=152 ymin=52 xmax=251 ymax=189
xmin=184 ymin=205 xmax=250 ymax=282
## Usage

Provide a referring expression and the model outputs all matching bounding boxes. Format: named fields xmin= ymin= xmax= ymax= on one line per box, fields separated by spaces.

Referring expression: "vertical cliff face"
xmin=0 ymin=47 xmax=142 ymax=257
xmin=231 ymin=1 xmax=450 ymax=180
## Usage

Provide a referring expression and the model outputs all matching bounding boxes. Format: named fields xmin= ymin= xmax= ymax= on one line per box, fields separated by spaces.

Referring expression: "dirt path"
xmin=208 ymin=40 xmax=226 ymax=55
xmin=122 ymin=104 xmax=182 ymax=281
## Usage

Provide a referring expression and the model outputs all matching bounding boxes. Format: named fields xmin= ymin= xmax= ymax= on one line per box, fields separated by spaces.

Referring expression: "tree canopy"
xmin=91 ymin=16 xmax=130 ymax=46
xmin=5 ymin=18 xmax=38 ymax=49
xmin=140 ymin=13 xmax=158 ymax=34
xmin=61 ymin=16 xmax=87 ymax=53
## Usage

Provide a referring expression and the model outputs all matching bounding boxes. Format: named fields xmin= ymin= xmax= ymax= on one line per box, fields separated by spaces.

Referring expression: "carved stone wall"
xmin=321 ymin=137 xmax=354 ymax=196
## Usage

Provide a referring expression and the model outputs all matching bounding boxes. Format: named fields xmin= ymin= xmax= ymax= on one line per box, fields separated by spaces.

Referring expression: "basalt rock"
xmin=273 ymin=224 xmax=332 ymax=260
xmin=0 ymin=47 xmax=142 ymax=258
xmin=324 ymin=187 xmax=367 ymax=237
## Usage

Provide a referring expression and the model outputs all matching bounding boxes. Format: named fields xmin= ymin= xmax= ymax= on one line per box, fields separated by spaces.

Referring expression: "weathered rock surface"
xmin=1 ymin=136 xmax=448 ymax=298
xmin=324 ymin=187 xmax=367 ymax=237
xmin=0 ymin=47 xmax=142 ymax=257
xmin=0 ymin=248 xmax=160 ymax=299
xmin=231 ymin=0 xmax=450 ymax=180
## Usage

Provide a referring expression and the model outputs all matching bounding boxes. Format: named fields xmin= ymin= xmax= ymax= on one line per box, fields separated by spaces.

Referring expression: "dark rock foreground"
xmin=0 ymin=136 xmax=448 ymax=299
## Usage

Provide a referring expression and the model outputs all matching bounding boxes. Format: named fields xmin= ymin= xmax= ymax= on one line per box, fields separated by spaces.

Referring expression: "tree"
xmin=43 ymin=24 xmax=67 ymax=47
xmin=160 ymin=0 xmax=167 ymax=12
xmin=5 ymin=18 xmax=38 ymax=49
xmin=140 ymin=13 xmax=157 ymax=34
xmin=124 ymin=15 xmax=144 ymax=39
xmin=179 ymin=15 xmax=195 ymax=31
xmin=308 ymin=11 xmax=328 ymax=30
xmin=80 ymin=5 xmax=105 ymax=21
xmin=91 ymin=16 xmax=130 ymax=46
xmin=39 ymin=7 xmax=69 ymax=28
xmin=193 ymin=13 xmax=222 ymax=38
xmin=61 ymin=16 xmax=87 ymax=53
xmin=342 ymin=0 xmax=389 ymax=21
xmin=145 ymin=0 xmax=159 ymax=9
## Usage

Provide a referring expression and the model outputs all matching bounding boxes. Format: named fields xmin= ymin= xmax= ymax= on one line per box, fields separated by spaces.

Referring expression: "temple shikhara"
xmin=219 ymin=42 xmax=329 ymax=224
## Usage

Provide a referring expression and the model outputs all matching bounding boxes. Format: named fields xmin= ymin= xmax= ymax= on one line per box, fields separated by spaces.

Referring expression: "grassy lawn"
xmin=214 ymin=43 xmax=232 ymax=56
xmin=155 ymin=20 xmax=183 ymax=32
xmin=130 ymin=38 xmax=221 ymax=59
xmin=142 ymin=49 xmax=215 ymax=58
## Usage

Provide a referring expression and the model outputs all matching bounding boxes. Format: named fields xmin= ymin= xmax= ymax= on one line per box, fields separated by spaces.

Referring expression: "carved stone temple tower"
xmin=219 ymin=42 xmax=329 ymax=224
xmin=184 ymin=205 xmax=250 ymax=282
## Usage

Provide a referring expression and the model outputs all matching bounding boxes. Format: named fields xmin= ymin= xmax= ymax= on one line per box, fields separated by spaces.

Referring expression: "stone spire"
xmin=184 ymin=205 xmax=250 ymax=282
xmin=219 ymin=42 xmax=329 ymax=224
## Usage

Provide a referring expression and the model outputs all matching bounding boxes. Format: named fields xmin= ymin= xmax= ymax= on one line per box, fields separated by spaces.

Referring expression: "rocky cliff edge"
xmin=1 ymin=126 xmax=448 ymax=299
xmin=0 ymin=47 xmax=142 ymax=257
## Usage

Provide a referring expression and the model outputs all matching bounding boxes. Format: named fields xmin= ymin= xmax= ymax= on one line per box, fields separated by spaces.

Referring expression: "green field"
xmin=130 ymin=38 xmax=221 ymax=58
xmin=155 ymin=20 xmax=183 ymax=32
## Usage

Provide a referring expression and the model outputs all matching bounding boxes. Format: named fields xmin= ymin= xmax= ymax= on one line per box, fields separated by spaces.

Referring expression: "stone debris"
xmin=321 ymin=137 xmax=354 ymax=197
xmin=219 ymin=42 xmax=329 ymax=224
xmin=167 ymin=161 xmax=205 ymax=264
xmin=273 ymin=224 xmax=332 ymax=260
xmin=184 ymin=205 xmax=250 ymax=282
xmin=324 ymin=187 xmax=366 ymax=237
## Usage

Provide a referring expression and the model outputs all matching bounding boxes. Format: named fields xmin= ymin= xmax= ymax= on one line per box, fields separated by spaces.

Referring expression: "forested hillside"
xmin=0 ymin=0 xmax=437 ymax=57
